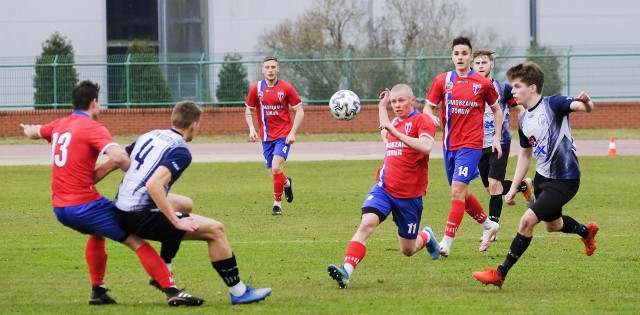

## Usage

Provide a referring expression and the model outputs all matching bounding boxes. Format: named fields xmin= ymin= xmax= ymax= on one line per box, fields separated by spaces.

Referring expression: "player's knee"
xmin=271 ymin=165 xmax=283 ymax=174
xmin=205 ymin=220 xmax=227 ymax=239
xmin=488 ymin=180 xmax=502 ymax=195
xmin=400 ymin=247 xmax=415 ymax=257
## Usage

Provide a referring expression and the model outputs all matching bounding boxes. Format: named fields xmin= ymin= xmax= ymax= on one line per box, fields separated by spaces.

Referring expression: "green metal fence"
xmin=1 ymin=45 xmax=638 ymax=109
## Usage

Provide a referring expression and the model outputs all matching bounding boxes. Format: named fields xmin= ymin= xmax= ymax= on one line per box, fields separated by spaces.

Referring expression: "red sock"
xmin=417 ymin=231 xmax=428 ymax=248
xmin=465 ymin=193 xmax=487 ymax=223
xmin=445 ymin=199 xmax=466 ymax=237
xmin=85 ymin=236 xmax=107 ymax=286
xmin=343 ymin=241 xmax=366 ymax=269
xmin=136 ymin=243 xmax=175 ymax=289
xmin=273 ymin=172 xmax=286 ymax=202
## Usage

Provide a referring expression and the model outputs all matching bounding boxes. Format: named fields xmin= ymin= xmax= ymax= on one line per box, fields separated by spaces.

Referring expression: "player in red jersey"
xmin=20 ymin=80 xmax=203 ymax=306
xmin=423 ymin=36 xmax=502 ymax=257
xmin=327 ymin=84 xmax=440 ymax=289
xmin=245 ymin=56 xmax=305 ymax=215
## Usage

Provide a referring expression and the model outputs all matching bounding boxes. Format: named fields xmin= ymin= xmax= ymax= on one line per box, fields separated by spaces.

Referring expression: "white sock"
xmin=284 ymin=179 xmax=291 ymax=188
xmin=481 ymin=219 xmax=495 ymax=230
xmin=442 ymin=235 xmax=453 ymax=248
xmin=229 ymin=281 xmax=247 ymax=297
xmin=273 ymin=201 xmax=282 ymax=208
xmin=344 ymin=263 xmax=355 ymax=276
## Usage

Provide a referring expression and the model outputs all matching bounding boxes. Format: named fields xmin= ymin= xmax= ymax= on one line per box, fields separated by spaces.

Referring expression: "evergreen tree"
xmin=120 ymin=40 xmax=173 ymax=107
xmin=33 ymin=32 xmax=78 ymax=109
xmin=527 ymin=44 xmax=564 ymax=96
xmin=216 ymin=53 xmax=249 ymax=105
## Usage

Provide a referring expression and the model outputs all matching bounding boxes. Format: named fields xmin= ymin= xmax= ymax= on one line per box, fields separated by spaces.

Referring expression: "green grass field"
xmin=0 ymin=157 xmax=638 ymax=314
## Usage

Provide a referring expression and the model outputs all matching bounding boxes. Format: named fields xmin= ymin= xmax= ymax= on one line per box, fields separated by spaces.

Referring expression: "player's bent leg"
xmin=168 ymin=193 xmax=193 ymax=213
xmin=182 ymin=214 xmax=234 ymax=261
xmin=517 ymin=210 xmax=539 ymax=237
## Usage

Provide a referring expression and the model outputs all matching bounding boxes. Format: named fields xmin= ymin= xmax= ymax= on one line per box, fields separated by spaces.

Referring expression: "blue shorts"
xmin=444 ymin=148 xmax=482 ymax=185
xmin=53 ymin=197 xmax=129 ymax=242
xmin=361 ymin=184 xmax=423 ymax=240
xmin=262 ymin=138 xmax=291 ymax=169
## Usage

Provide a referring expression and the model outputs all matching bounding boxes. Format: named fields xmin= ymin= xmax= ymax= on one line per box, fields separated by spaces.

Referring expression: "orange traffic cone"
xmin=608 ymin=137 xmax=617 ymax=156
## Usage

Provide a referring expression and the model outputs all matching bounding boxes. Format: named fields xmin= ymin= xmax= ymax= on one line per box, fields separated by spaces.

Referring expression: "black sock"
xmin=212 ymin=255 xmax=241 ymax=287
xmin=488 ymin=195 xmax=502 ymax=223
xmin=560 ymin=215 xmax=588 ymax=238
xmin=501 ymin=180 xmax=513 ymax=195
xmin=160 ymin=240 xmax=181 ymax=265
xmin=497 ymin=233 xmax=533 ymax=277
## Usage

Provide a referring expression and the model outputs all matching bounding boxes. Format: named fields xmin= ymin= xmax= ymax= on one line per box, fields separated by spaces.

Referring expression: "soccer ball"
xmin=329 ymin=90 xmax=361 ymax=121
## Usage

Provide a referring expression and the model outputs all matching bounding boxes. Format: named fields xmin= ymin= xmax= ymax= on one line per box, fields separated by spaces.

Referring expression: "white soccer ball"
xmin=329 ymin=90 xmax=361 ymax=121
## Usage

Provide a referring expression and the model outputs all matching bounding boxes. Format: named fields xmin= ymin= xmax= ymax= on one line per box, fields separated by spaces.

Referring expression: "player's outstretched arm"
xmin=570 ymin=91 xmax=594 ymax=113
xmin=20 ymin=123 xmax=42 ymax=139
xmin=378 ymin=89 xmax=391 ymax=141
xmin=505 ymin=147 xmax=533 ymax=205
xmin=146 ymin=166 xmax=199 ymax=232
xmin=489 ymin=103 xmax=503 ymax=158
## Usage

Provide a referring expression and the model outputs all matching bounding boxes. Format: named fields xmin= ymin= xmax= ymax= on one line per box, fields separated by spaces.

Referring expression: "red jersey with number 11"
xmin=39 ymin=111 xmax=118 ymax=207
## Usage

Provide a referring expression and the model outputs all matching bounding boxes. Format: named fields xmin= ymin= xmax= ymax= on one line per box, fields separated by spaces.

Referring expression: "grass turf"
xmin=0 ymin=156 xmax=638 ymax=314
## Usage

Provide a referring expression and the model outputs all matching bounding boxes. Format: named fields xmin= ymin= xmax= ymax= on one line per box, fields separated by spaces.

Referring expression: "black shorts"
xmin=116 ymin=209 xmax=188 ymax=243
xmin=478 ymin=144 xmax=511 ymax=187
xmin=530 ymin=173 xmax=580 ymax=222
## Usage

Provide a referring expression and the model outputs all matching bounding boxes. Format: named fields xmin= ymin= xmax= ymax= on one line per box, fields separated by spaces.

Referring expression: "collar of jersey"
xmin=170 ymin=128 xmax=183 ymax=136
xmin=261 ymin=79 xmax=279 ymax=88
xmin=452 ymin=68 xmax=475 ymax=77
xmin=72 ymin=110 xmax=90 ymax=118
xmin=528 ymin=96 xmax=544 ymax=112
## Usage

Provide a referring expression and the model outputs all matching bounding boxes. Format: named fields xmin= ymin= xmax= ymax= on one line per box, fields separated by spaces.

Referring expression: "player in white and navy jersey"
xmin=327 ymin=84 xmax=440 ymax=289
xmin=423 ymin=37 xmax=501 ymax=256
xmin=473 ymin=50 xmax=535 ymax=242
xmin=115 ymin=101 xmax=272 ymax=305
xmin=473 ymin=61 xmax=599 ymax=288
xmin=245 ymin=56 xmax=304 ymax=215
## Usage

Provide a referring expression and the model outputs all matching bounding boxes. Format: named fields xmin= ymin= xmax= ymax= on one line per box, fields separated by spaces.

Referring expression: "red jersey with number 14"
xmin=426 ymin=69 xmax=498 ymax=150
xmin=39 ymin=111 xmax=118 ymax=207
xmin=376 ymin=110 xmax=436 ymax=198
xmin=245 ymin=79 xmax=302 ymax=141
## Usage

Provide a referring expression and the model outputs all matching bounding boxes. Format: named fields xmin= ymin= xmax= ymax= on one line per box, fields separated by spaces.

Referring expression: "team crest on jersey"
xmin=445 ymin=81 xmax=453 ymax=92
xmin=404 ymin=122 xmax=412 ymax=134
xmin=277 ymin=92 xmax=284 ymax=102
xmin=473 ymin=83 xmax=481 ymax=95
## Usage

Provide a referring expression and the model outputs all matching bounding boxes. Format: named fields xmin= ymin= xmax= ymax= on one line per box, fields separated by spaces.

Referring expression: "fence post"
xmin=418 ymin=48 xmax=425 ymax=99
xmin=344 ymin=49 xmax=352 ymax=90
xmin=198 ymin=52 xmax=205 ymax=103
xmin=52 ymin=55 xmax=59 ymax=109
xmin=125 ymin=53 xmax=131 ymax=108
xmin=566 ymin=45 xmax=573 ymax=96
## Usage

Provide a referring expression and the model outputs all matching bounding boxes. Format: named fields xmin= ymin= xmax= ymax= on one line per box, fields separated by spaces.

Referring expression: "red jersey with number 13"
xmin=39 ymin=111 xmax=118 ymax=207
xmin=426 ymin=69 xmax=498 ymax=150
xmin=245 ymin=79 xmax=302 ymax=141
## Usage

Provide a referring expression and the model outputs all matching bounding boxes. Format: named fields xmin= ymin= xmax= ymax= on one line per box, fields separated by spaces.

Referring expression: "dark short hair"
xmin=506 ymin=61 xmax=545 ymax=94
xmin=262 ymin=56 xmax=278 ymax=63
xmin=473 ymin=50 xmax=494 ymax=61
xmin=72 ymin=80 xmax=100 ymax=111
xmin=172 ymin=101 xmax=203 ymax=129
xmin=452 ymin=36 xmax=472 ymax=51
